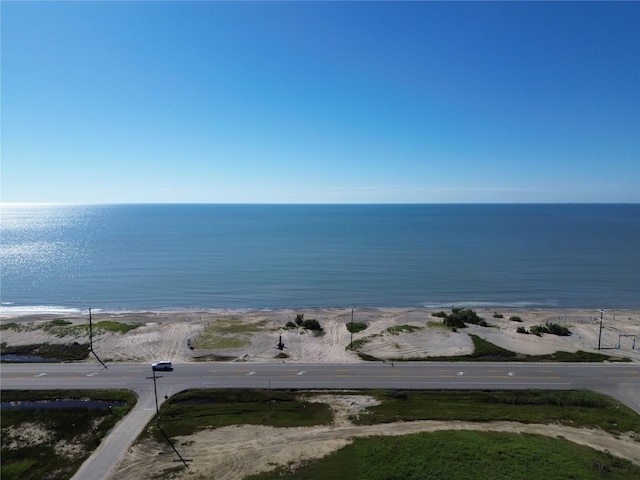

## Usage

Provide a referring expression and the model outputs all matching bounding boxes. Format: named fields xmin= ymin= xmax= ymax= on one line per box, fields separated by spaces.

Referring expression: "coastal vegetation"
xmin=1 ymin=390 xmax=136 ymax=480
xmin=346 ymin=334 xmax=382 ymax=351
xmin=0 ymin=319 xmax=140 ymax=337
xmin=359 ymin=335 xmax=624 ymax=363
xmin=386 ymin=324 xmax=423 ymax=335
xmin=516 ymin=322 xmax=571 ymax=337
xmin=433 ymin=307 xmax=490 ymax=328
xmin=0 ymin=342 xmax=90 ymax=362
xmin=143 ymin=388 xmax=640 ymax=480
xmin=346 ymin=321 xmax=368 ymax=333
xmin=147 ymin=389 xmax=333 ymax=440
xmin=285 ymin=314 xmax=324 ymax=335
xmin=150 ymin=388 xmax=640 ymax=439
xmin=245 ymin=431 xmax=640 ymax=480
xmin=0 ymin=319 xmax=140 ymax=362
xmin=353 ymin=389 xmax=639 ymax=433
xmin=191 ymin=318 xmax=272 ymax=349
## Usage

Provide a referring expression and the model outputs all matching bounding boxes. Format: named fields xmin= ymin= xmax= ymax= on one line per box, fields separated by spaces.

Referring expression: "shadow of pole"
xmin=88 ymin=308 xmax=108 ymax=369
xmin=147 ymin=367 xmax=190 ymax=470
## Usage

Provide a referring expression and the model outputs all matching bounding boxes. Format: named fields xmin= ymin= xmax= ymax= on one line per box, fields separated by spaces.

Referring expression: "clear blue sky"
xmin=2 ymin=1 xmax=639 ymax=203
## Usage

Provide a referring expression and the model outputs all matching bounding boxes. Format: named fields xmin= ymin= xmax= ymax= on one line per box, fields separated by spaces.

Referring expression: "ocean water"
xmin=1 ymin=204 xmax=638 ymax=313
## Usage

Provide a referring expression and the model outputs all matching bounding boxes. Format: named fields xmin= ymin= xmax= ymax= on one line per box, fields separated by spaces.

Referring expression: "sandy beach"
xmin=2 ymin=307 xmax=639 ymax=364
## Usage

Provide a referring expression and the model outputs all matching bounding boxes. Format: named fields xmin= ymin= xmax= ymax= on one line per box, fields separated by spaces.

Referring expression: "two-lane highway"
xmin=2 ymin=361 xmax=639 ymax=409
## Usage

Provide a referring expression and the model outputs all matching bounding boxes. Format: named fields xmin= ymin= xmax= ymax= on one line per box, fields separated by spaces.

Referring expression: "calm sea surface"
xmin=1 ymin=204 xmax=638 ymax=313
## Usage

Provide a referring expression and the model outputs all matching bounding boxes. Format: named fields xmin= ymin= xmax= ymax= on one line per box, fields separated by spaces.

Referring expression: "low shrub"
xmin=386 ymin=325 xmax=422 ymax=335
xmin=530 ymin=322 xmax=571 ymax=337
xmin=302 ymin=319 xmax=322 ymax=332
xmin=347 ymin=337 xmax=372 ymax=351
xmin=346 ymin=322 xmax=368 ymax=333
xmin=442 ymin=308 xmax=487 ymax=329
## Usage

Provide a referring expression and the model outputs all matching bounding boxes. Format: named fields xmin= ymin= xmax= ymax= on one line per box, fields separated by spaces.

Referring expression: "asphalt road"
xmin=2 ymin=361 xmax=639 ymax=480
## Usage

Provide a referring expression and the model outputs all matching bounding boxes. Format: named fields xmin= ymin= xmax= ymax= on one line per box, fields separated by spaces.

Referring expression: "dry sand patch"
xmin=2 ymin=308 xmax=639 ymax=363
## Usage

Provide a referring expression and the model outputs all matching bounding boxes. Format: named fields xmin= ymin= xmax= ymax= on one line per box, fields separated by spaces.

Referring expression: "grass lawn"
xmin=354 ymin=390 xmax=640 ymax=435
xmin=151 ymin=389 xmax=333 ymax=440
xmin=245 ymin=430 xmax=640 ymax=480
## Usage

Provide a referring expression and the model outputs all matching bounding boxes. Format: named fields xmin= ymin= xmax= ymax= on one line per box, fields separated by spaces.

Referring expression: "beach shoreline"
xmin=2 ymin=307 xmax=639 ymax=364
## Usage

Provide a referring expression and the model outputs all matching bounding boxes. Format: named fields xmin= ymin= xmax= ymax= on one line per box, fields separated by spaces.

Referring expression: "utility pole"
xmin=597 ymin=309 xmax=604 ymax=350
xmin=148 ymin=369 xmax=162 ymax=420
xmin=350 ymin=308 xmax=354 ymax=347
xmin=146 ymin=369 xmax=190 ymax=469
xmin=88 ymin=308 xmax=108 ymax=369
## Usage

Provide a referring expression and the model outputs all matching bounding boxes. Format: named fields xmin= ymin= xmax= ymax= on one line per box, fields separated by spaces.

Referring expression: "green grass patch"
xmin=245 ymin=430 xmax=640 ymax=480
xmin=354 ymin=389 xmax=640 ymax=435
xmin=192 ymin=319 xmax=272 ymax=349
xmin=1 ymin=343 xmax=90 ymax=361
xmin=0 ymin=322 xmax=19 ymax=331
xmin=468 ymin=334 xmax=517 ymax=358
xmin=210 ymin=319 xmax=271 ymax=334
xmin=346 ymin=322 xmax=368 ymax=333
xmin=426 ymin=320 xmax=450 ymax=329
xmin=0 ymin=322 xmax=34 ymax=332
xmin=529 ymin=350 xmax=622 ymax=362
xmin=1 ymin=320 xmax=139 ymax=339
xmin=194 ymin=336 xmax=249 ymax=349
xmin=150 ymin=389 xmax=333 ymax=440
xmin=356 ymin=352 xmax=380 ymax=361
xmin=1 ymin=390 xmax=136 ymax=480
xmin=2 ymin=389 xmax=137 ymax=404
xmin=48 ymin=319 xmax=73 ymax=326
xmin=346 ymin=336 xmax=374 ymax=351
xmin=91 ymin=320 xmax=141 ymax=334
xmin=70 ymin=320 xmax=140 ymax=335
xmin=385 ymin=325 xmax=423 ymax=335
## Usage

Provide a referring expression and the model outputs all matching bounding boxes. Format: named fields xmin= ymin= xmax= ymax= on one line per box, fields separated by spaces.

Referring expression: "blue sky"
xmin=2 ymin=1 xmax=639 ymax=203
